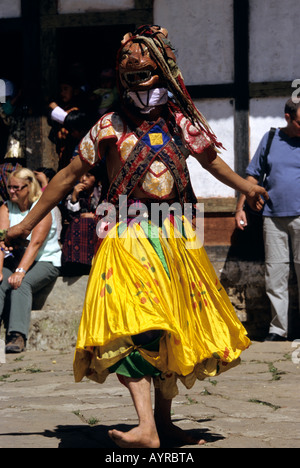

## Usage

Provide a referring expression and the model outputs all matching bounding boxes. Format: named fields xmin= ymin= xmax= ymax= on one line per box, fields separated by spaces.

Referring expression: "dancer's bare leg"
xmin=154 ymin=388 xmax=206 ymax=446
xmin=108 ymin=375 xmax=160 ymax=448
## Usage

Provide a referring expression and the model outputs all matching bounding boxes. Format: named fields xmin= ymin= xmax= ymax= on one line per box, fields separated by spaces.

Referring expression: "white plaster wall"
xmin=154 ymin=0 xmax=235 ymax=197
xmin=249 ymin=97 xmax=287 ymax=159
xmin=57 ymin=0 xmax=134 ymax=14
xmin=187 ymin=99 xmax=235 ymax=198
xmin=250 ymin=0 xmax=300 ymax=82
xmin=0 ymin=0 xmax=21 ymax=18
xmin=154 ymin=0 xmax=234 ymax=86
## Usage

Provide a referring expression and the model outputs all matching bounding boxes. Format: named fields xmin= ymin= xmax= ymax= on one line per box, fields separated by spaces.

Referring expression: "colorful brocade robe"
xmin=73 ymin=110 xmax=251 ymax=399
xmin=78 ymin=111 xmax=203 ymax=207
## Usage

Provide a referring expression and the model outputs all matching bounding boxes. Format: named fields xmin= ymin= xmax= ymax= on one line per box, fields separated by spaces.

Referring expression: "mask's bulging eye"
xmin=120 ymin=48 xmax=132 ymax=63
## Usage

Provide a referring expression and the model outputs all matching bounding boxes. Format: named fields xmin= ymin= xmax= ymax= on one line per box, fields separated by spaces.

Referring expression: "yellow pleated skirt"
xmin=73 ymin=216 xmax=250 ymax=399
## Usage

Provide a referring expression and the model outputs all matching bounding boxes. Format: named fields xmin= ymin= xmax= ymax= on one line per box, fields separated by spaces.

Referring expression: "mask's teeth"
xmin=124 ymin=70 xmax=151 ymax=85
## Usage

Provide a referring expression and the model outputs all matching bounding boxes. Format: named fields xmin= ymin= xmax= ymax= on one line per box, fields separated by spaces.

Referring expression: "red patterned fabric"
xmin=62 ymin=217 xmax=97 ymax=266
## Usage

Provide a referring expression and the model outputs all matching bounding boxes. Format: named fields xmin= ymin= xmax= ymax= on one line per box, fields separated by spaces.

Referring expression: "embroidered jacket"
xmin=78 ymin=111 xmax=213 ymax=207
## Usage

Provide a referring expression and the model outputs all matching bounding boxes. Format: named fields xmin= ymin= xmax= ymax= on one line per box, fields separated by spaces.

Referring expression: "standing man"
xmin=236 ymin=98 xmax=300 ymax=342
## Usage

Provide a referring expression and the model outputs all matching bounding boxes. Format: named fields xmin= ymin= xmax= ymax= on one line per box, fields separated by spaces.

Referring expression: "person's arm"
xmin=70 ymin=183 xmax=86 ymax=205
xmin=8 ymin=213 xmax=52 ymax=290
xmin=0 ymin=249 xmax=4 ymax=282
xmin=0 ymin=203 xmax=9 ymax=281
xmin=33 ymin=171 xmax=49 ymax=190
xmin=194 ymin=149 xmax=268 ymax=211
xmin=5 ymin=155 xmax=92 ymax=244
xmin=235 ymin=176 xmax=260 ymax=230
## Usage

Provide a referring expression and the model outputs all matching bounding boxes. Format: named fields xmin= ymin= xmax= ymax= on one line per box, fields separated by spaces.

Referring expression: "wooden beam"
xmin=187 ymin=81 xmax=293 ymax=100
xmin=0 ymin=18 xmax=22 ymax=32
xmin=197 ymin=197 xmax=237 ymax=213
xmin=21 ymin=0 xmax=41 ymax=112
xmin=187 ymin=84 xmax=234 ymax=100
xmin=39 ymin=0 xmax=57 ymax=16
xmin=135 ymin=0 xmax=153 ymax=8
xmin=40 ymin=10 xmax=153 ymax=29
xmin=250 ymin=81 xmax=292 ymax=98
xmin=233 ymin=0 xmax=250 ymax=179
xmin=40 ymin=28 xmax=57 ymax=104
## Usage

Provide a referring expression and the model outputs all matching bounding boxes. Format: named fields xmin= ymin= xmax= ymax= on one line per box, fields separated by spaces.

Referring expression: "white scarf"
xmin=128 ymin=88 xmax=168 ymax=114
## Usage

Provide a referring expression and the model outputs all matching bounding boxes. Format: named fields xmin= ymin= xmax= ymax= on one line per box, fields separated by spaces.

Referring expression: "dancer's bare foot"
xmin=156 ymin=420 xmax=206 ymax=446
xmin=154 ymin=389 xmax=206 ymax=446
xmin=108 ymin=426 xmax=160 ymax=448
xmin=109 ymin=375 xmax=161 ymax=447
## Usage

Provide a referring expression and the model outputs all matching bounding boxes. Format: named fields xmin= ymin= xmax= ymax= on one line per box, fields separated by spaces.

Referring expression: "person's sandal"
xmin=5 ymin=332 xmax=26 ymax=353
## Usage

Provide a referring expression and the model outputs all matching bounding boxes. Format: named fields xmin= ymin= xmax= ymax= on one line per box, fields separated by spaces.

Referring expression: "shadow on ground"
xmin=1 ymin=421 xmax=225 ymax=448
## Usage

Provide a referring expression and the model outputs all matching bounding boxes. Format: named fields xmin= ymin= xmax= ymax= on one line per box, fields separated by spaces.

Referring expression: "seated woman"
xmin=0 ymin=168 xmax=61 ymax=353
xmin=61 ymin=165 xmax=101 ymax=276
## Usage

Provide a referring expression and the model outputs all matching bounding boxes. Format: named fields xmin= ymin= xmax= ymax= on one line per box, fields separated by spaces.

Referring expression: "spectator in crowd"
xmin=63 ymin=110 xmax=93 ymax=161
xmin=235 ymin=98 xmax=300 ymax=341
xmin=90 ymin=68 xmax=118 ymax=120
xmin=0 ymin=158 xmax=24 ymax=205
xmin=52 ymin=110 xmax=94 ymax=236
xmin=34 ymin=167 xmax=56 ymax=192
xmin=0 ymin=168 xmax=61 ymax=353
xmin=48 ymin=76 xmax=88 ymax=170
xmin=61 ymin=165 xmax=101 ymax=276
xmin=0 ymin=79 xmax=26 ymax=204
xmin=0 ymin=78 xmax=26 ymax=164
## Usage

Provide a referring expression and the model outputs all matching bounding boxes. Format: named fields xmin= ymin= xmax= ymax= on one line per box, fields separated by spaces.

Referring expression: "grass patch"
xmin=248 ymin=399 xmax=281 ymax=411
xmin=268 ymin=363 xmax=286 ymax=381
xmin=72 ymin=410 xmax=99 ymax=426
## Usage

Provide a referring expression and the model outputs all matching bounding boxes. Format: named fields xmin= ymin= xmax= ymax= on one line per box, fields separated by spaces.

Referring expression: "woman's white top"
xmin=6 ymin=200 xmax=61 ymax=267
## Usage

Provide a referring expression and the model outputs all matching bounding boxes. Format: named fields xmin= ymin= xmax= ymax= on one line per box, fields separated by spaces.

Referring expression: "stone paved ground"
xmin=0 ymin=341 xmax=299 ymax=450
